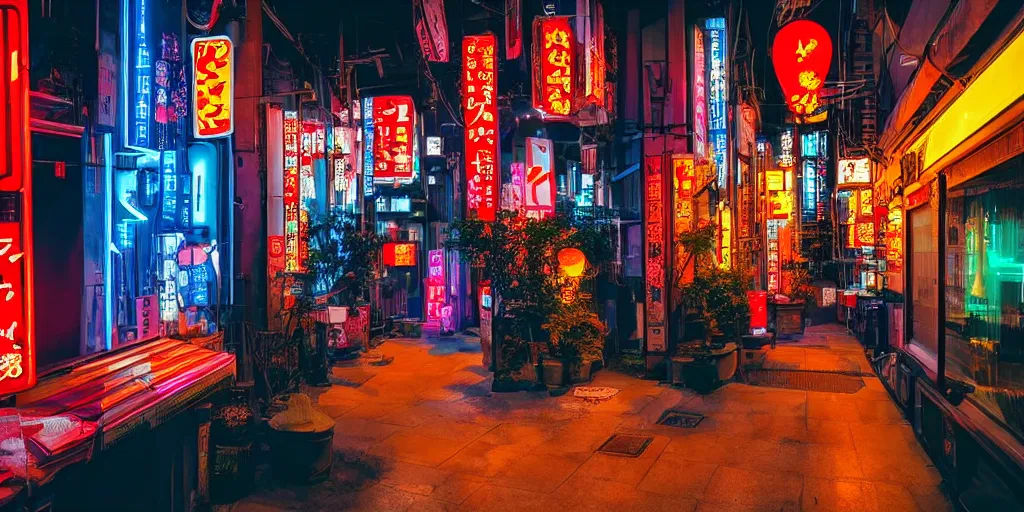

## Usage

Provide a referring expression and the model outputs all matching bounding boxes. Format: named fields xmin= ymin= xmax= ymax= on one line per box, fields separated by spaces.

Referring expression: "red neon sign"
xmin=462 ymin=34 xmax=499 ymax=221
xmin=0 ymin=1 xmax=34 ymax=394
xmin=533 ymin=16 xmax=575 ymax=117
xmin=772 ymin=20 xmax=832 ymax=116
xmin=283 ymin=111 xmax=301 ymax=272
xmin=524 ymin=137 xmax=555 ymax=219
xmin=426 ymin=250 xmax=445 ymax=321
xmin=384 ymin=242 xmax=417 ymax=267
xmin=371 ymin=96 xmax=415 ymax=179
xmin=192 ymin=35 xmax=234 ymax=139
xmin=644 ymin=155 xmax=666 ymax=352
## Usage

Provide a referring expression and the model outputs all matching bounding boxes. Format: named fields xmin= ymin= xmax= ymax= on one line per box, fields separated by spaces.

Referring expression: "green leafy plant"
xmin=542 ymin=304 xmax=607 ymax=374
xmin=783 ymin=263 xmax=817 ymax=310
xmin=306 ymin=211 xmax=387 ymax=309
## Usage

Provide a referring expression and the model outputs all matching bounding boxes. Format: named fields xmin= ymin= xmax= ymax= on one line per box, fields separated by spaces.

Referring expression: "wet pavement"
xmin=225 ymin=325 xmax=952 ymax=511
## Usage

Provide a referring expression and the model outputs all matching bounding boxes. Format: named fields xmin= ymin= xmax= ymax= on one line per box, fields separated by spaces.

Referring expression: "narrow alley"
xmin=228 ymin=325 xmax=951 ymax=512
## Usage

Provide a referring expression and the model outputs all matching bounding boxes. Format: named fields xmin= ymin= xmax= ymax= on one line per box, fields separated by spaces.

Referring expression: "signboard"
xmin=770 ymin=190 xmax=794 ymax=220
xmin=706 ymin=18 xmax=728 ymax=187
xmin=778 ymin=128 xmax=795 ymax=168
xmin=384 ymin=242 xmax=417 ymax=267
xmin=131 ymin=0 xmax=151 ymax=147
xmin=426 ymin=136 xmax=442 ymax=156
xmin=506 ymin=0 xmax=522 ymax=59
xmin=427 ymin=250 xmax=445 ymax=321
xmin=886 ymin=207 xmax=903 ymax=272
xmin=767 ymin=221 xmax=780 ymax=293
xmin=802 ymin=159 xmax=817 ymax=222
xmin=644 ymin=155 xmax=666 ymax=353
xmin=692 ymin=26 xmax=706 ymax=157
xmin=533 ymin=16 xmax=575 ymax=117
xmin=364 ymin=96 xmax=415 ymax=180
xmin=580 ymin=0 xmax=606 ymax=108
xmin=772 ymin=20 xmax=832 ymax=116
xmin=283 ymin=111 xmax=302 ymax=272
xmin=413 ymin=0 xmax=449 ymax=62
xmin=0 ymin=1 xmax=33 ymax=394
xmin=191 ymin=35 xmax=234 ymax=139
xmin=718 ymin=205 xmax=732 ymax=269
xmin=838 ymin=157 xmax=871 ymax=186
xmin=362 ymin=98 xmax=374 ymax=196
xmin=765 ymin=170 xmax=786 ymax=191
xmin=524 ymin=137 xmax=555 ymax=218
xmin=463 ymin=34 xmax=500 ymax=221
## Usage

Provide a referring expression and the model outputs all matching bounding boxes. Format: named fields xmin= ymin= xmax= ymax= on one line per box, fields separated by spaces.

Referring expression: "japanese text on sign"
xmin=427 ymin=250 xmax=445 ymax=321
xmin=191 ymin=36 xmax=234 ymax=138
xmin=367 ymin=96 xmax=415 ymax=180
xmin=645 ymin=155 xmax=666 ymax=352
xmin=283 ymin=111 xmax=302 ymax=272
xmin=534 ymin=17 xmax=575 ymax=116
xmin=462 ymin=34 xmax=499 ymax=221
xmin=706 ymin=18 xmax=728 ymax=187
xmin=692 ymin=27 xmax=707 ymax=158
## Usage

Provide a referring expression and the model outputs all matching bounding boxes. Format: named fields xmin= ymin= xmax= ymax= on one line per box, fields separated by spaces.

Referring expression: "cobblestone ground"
xmin=225 ymin=325 xmax=952 ymax=512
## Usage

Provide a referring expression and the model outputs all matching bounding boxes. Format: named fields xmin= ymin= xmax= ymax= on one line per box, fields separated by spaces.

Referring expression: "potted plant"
xmin=210 ymin=390 xmax=256 ymax=503
xmin=542 ymin=306 xmax=606 ymax=385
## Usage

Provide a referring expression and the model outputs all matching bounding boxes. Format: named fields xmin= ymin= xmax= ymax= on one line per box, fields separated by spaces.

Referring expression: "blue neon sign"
xmin=706 ymin=18 xmax=728 ymax=189
xmin=362 ymin=97 xmax=375 ymax=197
xmin=133 ymin=0 xmax=151 ymax=147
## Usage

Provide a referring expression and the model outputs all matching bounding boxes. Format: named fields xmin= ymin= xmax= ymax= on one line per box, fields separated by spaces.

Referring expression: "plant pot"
xmin=712 ymin=343 xmax=738 ymax=382
xmin=541 ymin=358 xmax=568 ymax=387
xmin=268 ymin=427 xmax=335 ymax=484
xmin=570 ymin=360 xmax=594 ymax=383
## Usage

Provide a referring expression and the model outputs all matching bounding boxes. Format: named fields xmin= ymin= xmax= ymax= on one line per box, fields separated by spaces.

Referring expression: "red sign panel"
xmin=462 ymin=34 xmax=499 ymax=221
xmin=427 ymin=250 xmax=445 ymax=321
xmin=283 ymin=111 xmax=301 ymax=272
xmin=524 ymin=137 xmax=555 ymax=219
xmin=0 ymin=1 xmax=34 ymax=395
xmin=506 ymin=0 xmax=522 ymax=59
xmin=191 ymin=35 xmax=234 ymax=138
xmin=384 ymin=242 xmax=417 ymax=267
xmin=370 ymin=96 xmax=415 ymax=179
xmin=644 ymin=155 xmax=666 ymax=352
xmin=533 ymin=16 xmax=575 ymax=117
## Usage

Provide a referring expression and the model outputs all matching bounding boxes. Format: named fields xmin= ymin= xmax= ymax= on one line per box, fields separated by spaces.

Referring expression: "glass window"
xmin=909 ymin=196 xmax=939 ymax=362
xmin=946 ymin=179 xmax=1024 ymax=440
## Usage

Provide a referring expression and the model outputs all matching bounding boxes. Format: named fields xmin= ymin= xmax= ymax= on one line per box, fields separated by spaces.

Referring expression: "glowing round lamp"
xmin=772 ymin=20 xmax=832 ymax=116
xmin=557 ymin=248 xmax=587 ymax=278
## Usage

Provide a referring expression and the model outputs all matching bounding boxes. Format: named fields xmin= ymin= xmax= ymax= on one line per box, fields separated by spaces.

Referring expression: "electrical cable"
xmin=186 ymin=0 xmax=223 ymax=31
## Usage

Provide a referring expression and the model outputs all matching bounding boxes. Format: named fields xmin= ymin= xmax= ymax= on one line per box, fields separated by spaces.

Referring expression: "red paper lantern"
xmin=772 ymin=20 xmax=832 ymax=116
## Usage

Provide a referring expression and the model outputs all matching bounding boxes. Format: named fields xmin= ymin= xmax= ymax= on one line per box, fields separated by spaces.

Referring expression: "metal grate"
xmin=597 ymin=434 xmax=654 ymax=457
xmin=657 ymin=410 xmax=705 ymax=428
xmin=745 ymin=369 xmax=865 ymax=394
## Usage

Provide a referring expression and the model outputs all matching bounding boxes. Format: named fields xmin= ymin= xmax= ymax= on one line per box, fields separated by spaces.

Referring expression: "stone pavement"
xmin=227 ymin=326 xmax=952 ymax=512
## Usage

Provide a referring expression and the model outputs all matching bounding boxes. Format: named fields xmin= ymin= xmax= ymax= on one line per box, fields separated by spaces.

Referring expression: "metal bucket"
xmin=269 ymin=426 xmax=335 ymax=484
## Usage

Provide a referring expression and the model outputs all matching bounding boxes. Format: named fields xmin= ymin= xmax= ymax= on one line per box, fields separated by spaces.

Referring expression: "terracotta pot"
xmin=541 ymin=358 xmax=568 ymax=386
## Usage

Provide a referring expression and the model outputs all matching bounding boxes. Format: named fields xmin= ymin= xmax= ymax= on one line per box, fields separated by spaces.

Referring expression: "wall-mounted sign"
xmin=533 ymin=16 xmax=575 ymax=117
xmin=886 ymin=207 xmax=903 ymax=272
xmin=766 ymin=170 xmax=786 ymax=191
xmin=718 ymin=204 xmax=732 ymax=269
xmin=363 ymin=96 xmax=415 ymax=180
xmin=581 ymin=1 xmax=606 ymax=108
xmin=772 ymin=20 xmax=832 ymax=116
xmin=191 ymin=35 xmax=234 ymax=139
xmin=506 ymin=0 xmax=522 ymax=59
xmin=692 ymin=26 xmax=707 ymax=158
xmin=838 ymin=157 xmax=871 ymax=186
xmin=413 ymin=0 xmax=449 ymax=62
xmin=462 ymin=34 xmax=499 ymax=221
xmin=778 ymin=128 xmax=795 ymax=168
xmin=767 ymin=220 xmax=780 ymax=293
xmin=706 ymin=18 xmax=728 ymax=187
xmin=427 ymin=249 xmax=445 ymax=321
xmin=770 ymin=190 xmax=794 ymax=220
xmin=384 ymin=242 xmax=417 ymax=267
xmin=426 ymin=136 xmax=442 ymax=156
xmin=644 ymin=155 xmax=666 ymax=352
xmin=525 ymin=137 xmax=555 ymax=219
xmin=802 ymin=160 xmax=817 ymax=222
xmin=283 ymin=111 xmax=302 ymax=272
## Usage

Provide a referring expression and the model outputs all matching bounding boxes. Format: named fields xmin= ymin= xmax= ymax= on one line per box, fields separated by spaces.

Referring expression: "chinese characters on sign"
xmin=772 ymin=20 xmax=833 ymax=117
xmin=718 ymin=205 xmax=732 ymax=269
xmin=362 ymin=98 xmax=375 ymax=196
xmin=524 ymin=137 xmax=555 ymax=219
xmin=692 ymin=27 xmax=707 ymax=158
xmin=706 ymin=18 xmax=728 ymax=187
xmin=463 ymin=34 xmax=499 ymax=221
xmin=427 ymin=250 xmax=445 ymax=321
xmin=534 ymin=17 xmax=575 ymax=117
xmin=384 ymin=243 xmax=417 ymax=267
xmin=778 ymin=128 xmax=795 ymax=168
xmin=283 ymin=111 xmax=302 ymax=272
xmin=767 ymin=221 xmax=781 ymax=293
xmin=645 ymin=155 xmax=666 ymax=352
xmin=887 ymin=208 xmax=903 ymax=272
xmin=191 ymin=36 xmax=234 ymax=139
xmin=368 ymin=96 xmax=415 ymax=180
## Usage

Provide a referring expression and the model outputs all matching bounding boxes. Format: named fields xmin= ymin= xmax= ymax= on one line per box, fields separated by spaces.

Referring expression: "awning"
xmin=611 ymin=162 xmax=641 ymax=182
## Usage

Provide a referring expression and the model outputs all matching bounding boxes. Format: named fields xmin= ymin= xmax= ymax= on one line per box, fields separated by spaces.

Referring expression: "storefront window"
xmin=946 ymin=176 xmax=1024 ymax=440
xmin=908 ymin=192 xmax=939 ymax=365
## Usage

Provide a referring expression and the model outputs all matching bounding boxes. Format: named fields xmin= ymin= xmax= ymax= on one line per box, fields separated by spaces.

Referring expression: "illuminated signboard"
xmin=802 ymin=160 xmax=816 ymax=223
xmin=191 ymin=35 xmax=234 ymax=139
xmin=778 ymin=128 xmax=794 ymax=168
xmin=692 ymin=26 xmax=707 ymax=158
xmin=283 ymin=111 xmax=301 ymax=272
xmin=427 ymin=249 xmax=445 ymax=321
xmin=463 ymin=34 xmax=499 ymax=221
xmin=644 ymin=155 xmax=666 ymax=352
xmin=362 ymin=97 xmax=374 ymax=196
xmin=362 ymin=96 xmax=415 ymax=180
xmin=384 ymin=242 xmax=417 ymax=267
xmin=838 ymin=157 xmax=870 ymax=186
xmin=718 ymin=204 xmax=732 ymax=269
xmin=770 ymin=190 xmax=794 ymax=220
xmin=706 ymin=18 xmax=728 ymax=187
xmin=772 ymin=20 xmax=832 ymax=116
xmin=582 ymin=2 xmax=606 ymax=108
xmin=426 ymin=136 xmax=442 ymax=156
xmin=0 ymin=3 xmax=34 ymax=395
xmin=131 ymin=0 xmax=152 ymax=147
xmin=673 ymin=156 xmax=695 ymax=238
xmin=766 ymin=170 xmax=785 ymax=191
xmin=525 ymin=137 xmax=555 ymax=219
xmin=767 ymin=220 xmax=780 ymax=293
xmin=886 ymin=208 xmax=903 ymax=272
xmin=533 ymin=16 xmax=575 ymax=117
xmin=860 ymin=189 xmax=873 ymax=217
xmin=855 ymin=222 xmax=875 ymax=248
xmin=413 ymin=0 xmax=450 ymax=62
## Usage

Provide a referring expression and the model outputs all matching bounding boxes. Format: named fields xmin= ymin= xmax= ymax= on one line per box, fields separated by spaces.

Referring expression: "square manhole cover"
xmin=597 ymin=434 xmax=654 ymax=457
xmin=657 ymin=410 xmax=705 ymax=428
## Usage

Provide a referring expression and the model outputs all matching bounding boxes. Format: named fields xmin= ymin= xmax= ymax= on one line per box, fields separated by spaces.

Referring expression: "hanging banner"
xmin=692 ymin=26 xmax=707 ymax=158
xmin=283 ymin=111 xmax=302 ymax=272
xmin=362 ymin=98 xmax=374 ymax=196
xmin=462 ymin=34 xmax=500 ymax=221
xmin=886 ymin=208 xmax=903 ymax=272
xmin=706 ymin=18 xmax=728 ymax=188
xmin=772 ymin=20 xmax=833 ymax=117
xmin=718 ymin=205 xmax=732 ymax=269
xmin=579 ymin=0 xmax=606 ymax=108
xmin=506 ymin=0 xmax=522 ymax=59
xmin=504 ymin=162 xmax=526 ymax=212
xmin=644 ymin=155 xmax=666 ymax=353
xmin=767 ymin=220 xmax=780 ymax=293
xmin=427 ymin=250 xmax=445 ymax=321
xmin=413 ymin=0 xmax=449 ymax=62
xmin=363 ymin=96 xmax=415 ymax=180
xmin=533 ymin=16 xmax=576 ymax=117
xmin=191 ymin=35 xmax=234 ymax=139
xmin=524 ymin=137 xmax=555 ymax=219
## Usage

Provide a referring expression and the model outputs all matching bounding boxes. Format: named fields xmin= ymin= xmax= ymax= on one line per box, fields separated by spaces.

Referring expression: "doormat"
xmin=657 ymin=410 xmax=705 ymax=428
xmin=572 ymin=386 xmax=620 ymax=403
xmin=745 ymin=369 xmax=864 ymax=394
xmin=597 ymin=434 xmax=654 ymax=457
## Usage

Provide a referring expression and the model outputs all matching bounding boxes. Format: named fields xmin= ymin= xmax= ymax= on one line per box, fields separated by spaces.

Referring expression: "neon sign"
xmin=524 ymin=137 xmax=555 ymax=219
xmin=362 ymin=98 xmax=374 ymax=196
xmin=767 ymin=221 xmax=780 ymax=293
xmin=838 ymin=157 xmax=871 ymax=186
xmin=534 ymin=16 xmax=575 ymax=117
xmin=886 ymin=208 xmax=903 ymax=272
xmin=718 ymin=204 xmax=732 ymax=269
xmin=802 ymin=160 xmax=816 ymax=222
xmin=644 ymin=155 xmax=666 ymax=352
xmin=427 ymin=250 xmax=445 ymax=321
xmin=363 ymin=96 xmax=415 ymax=180
xmin=283 ymin=111 xmax=301 ymax=272
xmin=132 ymin=0 xmax=152 ymax=147
xmin=191 ymin=35 xmax=234 ymax=139
xmin=384 ymin=242 xmax=417 ymax=267
xmin=462 ymin=34 xmax=499 ymax=221
xmin=706 ymin=18 xmax=728 ymax=187
xmin=778 ymin=128 xmax=794 ymax=168
xmin=692 ymin=27 xmax=707 ymax=157
xmin=772 ymin=20 xmax=833 ymax=116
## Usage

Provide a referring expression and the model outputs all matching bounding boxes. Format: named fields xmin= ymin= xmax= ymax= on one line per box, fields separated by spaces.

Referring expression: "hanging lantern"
xmin=557 ymin=247 xmax=587 ymax=278
xmin=772 ymin=20 xmax=832 ymax=117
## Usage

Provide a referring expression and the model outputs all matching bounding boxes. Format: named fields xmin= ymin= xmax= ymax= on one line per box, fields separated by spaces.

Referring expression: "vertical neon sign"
xmin=462 ymin=34 xmax=499 ymax=221
xmin=362 ymin=97 xmax=374 ymax=197
xmin=427 ymin=250 xmax=445 ymax=321
xmin=706 ymin=18 xmax=727 ymax=188
xmin=644 ymin=155 xmax=666 ymax=353
xmin=692 ymin=27 xmax=706 ymax=158
xmin=133 ymin=0 xmax=151 ymax=147
xmin=283 ymin=111 xmax=301 ymax=272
